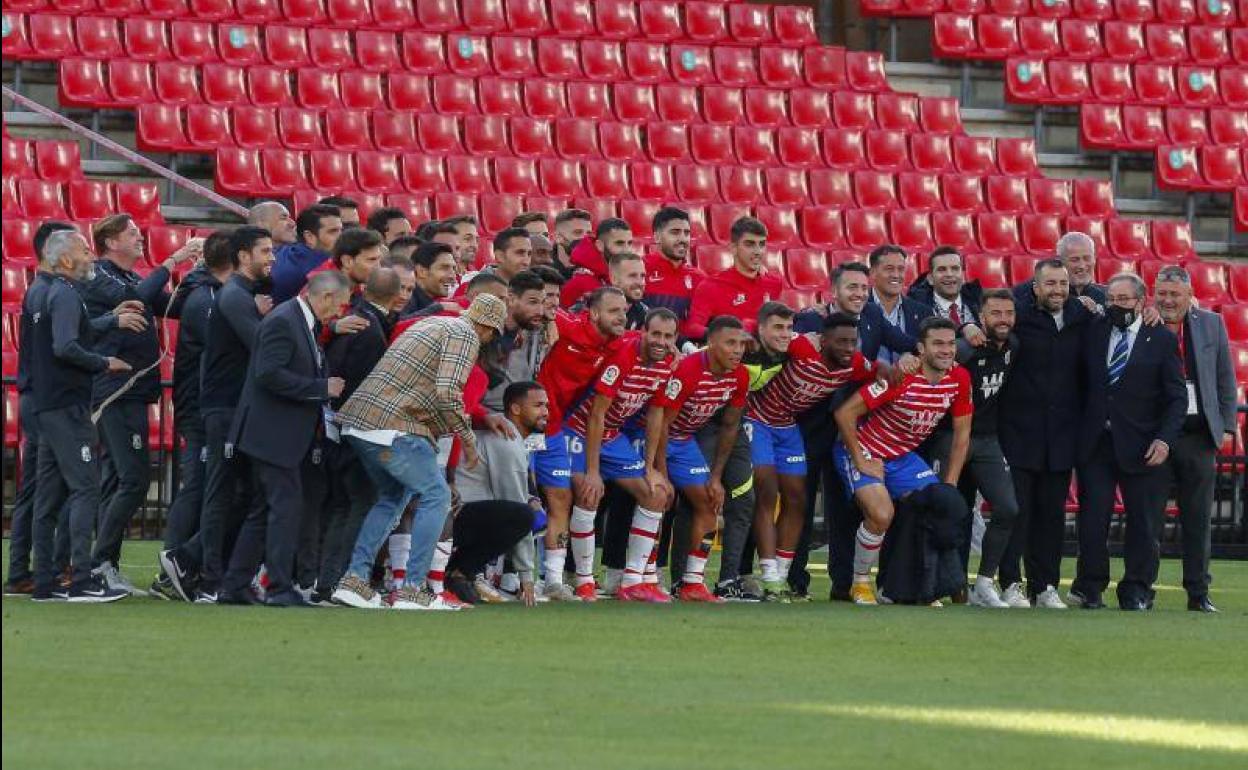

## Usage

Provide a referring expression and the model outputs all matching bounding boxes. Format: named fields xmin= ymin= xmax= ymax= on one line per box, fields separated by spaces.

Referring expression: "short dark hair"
xmin=493 ymin=227 xmax=531 ymax=253
xmin=387 ymin=235 xmax=421 ymax=259
xmin=512 ymin=211 xmax=548 ymax=229
xmin=757 ymin=301 xmax=794 ymax=326
xmin=928 ymin=245 xmax=963 ymax=269
xmin=332 ymin=227 xmax=384 ymax=267
xmin=503 ymin=381 xmax=544 ymax=415
xmin=317 ymin=194 xmax=358 ymax=211
xmin=295 ymin=204 xmax=340 ymax=242
xmin=707 ymin=315 xmax=745 ymax=337
xmin=980 ymin=288 xmax=1015 ymax=306
xmin=645 ymin=307 xmax=679 ymax=329
xmin=33 ymin=220 xmax=76 ymax=260
xmin=413 ymin=221 xmax=438 ymax=242
xmin=917 ymin=315 xmax=958 ymax=342
xmin=442 ymin=214 xmax=477 ymax=229
xmin=730 ymin=216 xmax=767 ymax=243
xmin=587 ymin=286 xmax=626 ymax=308
xmin=532 ymin=265 xmax=566 ymax=287
xmin=203 ymin=228 xmax=236 ymax=272
xmin=366 ymin=207 xmax=408 ymax=235
xmin=555 ymin=208 xmax=591 ymax=226
xmin=832 ymin=262 xmax=870 ymax=286
xmin=867 ymin=244 xmax=906 ymax=268
xmin=607 ymin=251 xmax=642 ymax=269
xmin=1033 ymin=258 xmax=1066 ymax=279
xmin=596 ymin=217 xmax=630 ymax=240
xmin=92 ymin=213 xmax=135 ymax=256
xmin=384 ymin=254 xmax=415 ymax=273
xmin=229 ymin=226 xmax=272 ymax=258
xmin=508 ymin=270 xmax=545 ymax=297
xmin=652 ymin=206 xmax=690 ymax=232
xmin=466 ymin=271 xmax=506 ymax=293
xmin=411 ymin=241 xmax=454 ymax=270
xmin=823 ymin=311 xmax=860 ymax=332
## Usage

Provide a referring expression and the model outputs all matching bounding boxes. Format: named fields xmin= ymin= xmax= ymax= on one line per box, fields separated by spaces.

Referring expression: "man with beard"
xmin=444 ymin=215 xmax=480 ymax=277
xmin=907 ymin=246 xmax=987 ymax=345
xmin=1013 ymin=231 xmax=1106 ymax=309
xmin=560 ymin=218 xmax=635 ymax=306
xmin=643 ymin=207 xmax=703 ymax=324
xmin=572 ymin=252 xmax=649 ymax=330
xmin=248 ymin=201 xmax=297 ymax=247
xmin=551 ymin=208 xmax=592 ymax=279
xmin=400 ymin=241 xmax=460 ymax=316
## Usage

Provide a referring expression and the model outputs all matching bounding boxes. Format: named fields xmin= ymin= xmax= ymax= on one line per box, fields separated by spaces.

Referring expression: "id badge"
xmin=1186 ymin=381 xmax=1199 ymax=416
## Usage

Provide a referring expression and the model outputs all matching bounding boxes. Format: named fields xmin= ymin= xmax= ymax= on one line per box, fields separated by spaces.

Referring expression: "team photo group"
xmin=9 ymin=198 xmax=1236 ymax=614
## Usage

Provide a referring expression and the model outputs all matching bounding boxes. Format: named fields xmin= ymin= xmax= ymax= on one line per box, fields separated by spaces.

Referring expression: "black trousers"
xmin=600 ymin=483 xmax=633 ymax=571
xmin=32 ymin=404 xmax=100 ymax=590
xmin=161 ymin=422 xmax=206 ymax=552
xmin=295 ymin=447 xmax=329 ymax=589
xmin=695 ymin=421 xmax=754 ymax=584
xmin=7 ymin=392 xmax=40 ymax=584
xmin=1168 ymin=427 xmax=1218 ymax=600
xmin=315 ymin=442 xmax=376 ymax=591
xmin=928 ymin=432 xmax=1023 ymax=582
xmin=93 ymin=399 xmax=150 ymax=567
xmin=447 ymin=501 xmax=534 ymax=578
xmin=1074 ymin=430 xmax=1169 ymax=606
xmin=223 ymin=454 xmax=304 ymax=598
xmin=1011 ymin=466 xmax=1072 ymax=597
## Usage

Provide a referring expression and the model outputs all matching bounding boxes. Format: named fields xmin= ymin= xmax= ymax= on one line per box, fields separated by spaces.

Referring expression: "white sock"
xmin=544 ymin=546 xmax=567 ymax=587
xmin=570 ymin=506 xmax=597 ymax=587
xmin=622 ymin=506 xmax=662 ymax=588
xmin=776 ymin=548 xmax=795 ymax=583
xmin=682 ymin=539 xmax=712 ymax=585
xmin=500 ymin=572 xmax=520 ymax=593
xmin=643 ymin=543 xmax=660 ymax=585
xmin=852 ymin=525 xmax=883 ymax=583
xmin=759 ymin=557 xmax=780 ymax=583
xmin=974 ymin=575 xmax=993 ymax=590
xmin=388 ymin=533 xmax=411 ymax=589
xmin=426 ymin=538 xmax=452 ymax=593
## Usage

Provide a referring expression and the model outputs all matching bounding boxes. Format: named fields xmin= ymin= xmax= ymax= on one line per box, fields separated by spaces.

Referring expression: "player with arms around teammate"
xmin=748 ymin=312 xmax=881 ymax=601
xmin=833 ymin=317 xmax=973 ymax=605
xmin=564 ymin=309 xmax=680 ymax=603
xmin=644 ymin=316 xmax=751 ymax=603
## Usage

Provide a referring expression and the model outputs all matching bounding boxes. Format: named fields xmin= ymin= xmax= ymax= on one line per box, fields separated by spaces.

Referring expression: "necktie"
xmin=1107 ymin=330 xmax=1130 ymax=385
xmin=948 ymin=303 xmax=961 ymax=326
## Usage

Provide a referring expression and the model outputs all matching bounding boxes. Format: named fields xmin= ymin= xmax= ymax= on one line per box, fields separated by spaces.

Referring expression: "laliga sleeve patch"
xmin=866 ymin=380 xmax=889 ymax=399
xmin=600 ymin=365 xmax=621 ymax=387
xmin=665 ymin=379 xmax=683 ymax=400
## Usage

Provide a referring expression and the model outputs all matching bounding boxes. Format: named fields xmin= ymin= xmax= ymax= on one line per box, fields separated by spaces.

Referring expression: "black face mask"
xmin=1106 ymin=304 xmax=1136 ymax=330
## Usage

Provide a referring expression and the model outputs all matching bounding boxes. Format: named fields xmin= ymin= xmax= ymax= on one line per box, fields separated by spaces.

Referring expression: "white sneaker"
xmin=388 ymin=585 xmax=461 ymax=611
xmin=330 ymin=574 xmax=383 ymax=609
xmin=94 ymin=563 xmax=144 ymax=596
xmin=540 ymin=582 xmax=577 ymax=602
xmin=1034 ymin=584 xmax=1067 ymax=609
xmin=1001 ymin=582 xmax=1031 ymax=608
xmin=968 ymin=578 xmax=1010 ymax=608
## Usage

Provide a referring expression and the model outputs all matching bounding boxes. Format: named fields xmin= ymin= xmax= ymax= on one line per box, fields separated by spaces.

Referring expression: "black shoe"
xmin=1071 ymin=590 xmax=1105 ymax=609
xmin=4 ymin=577 xmax=35 ymax=596
xmin=158 ymin=549 xmax=195 ymax=602
xmin=218 ymin=587 xmax=262 ymax=606
xmin=149 ymin=574 xmax=180 ymax=601
xmin=67 ymin=576 xmax=128 ymax=604
xmin=446 ymin=572 xmax=479 ymax=605
xmin=31 ymin=585 xmax=69 ymax=602
xmin=1187 ymin=595 xmax=1219 ymax=613
xmin=1120 ymin=597 xmax=1152 ymax=612
xmin=714 ymin=578 xmax=761 ymax=602
xmin=830 ymin=587 xmax=852 ymax=602
xmin=309 ymin=588 xmax=336 ymax=607
xmin=265 ymin=589 xmax=309 ymax=607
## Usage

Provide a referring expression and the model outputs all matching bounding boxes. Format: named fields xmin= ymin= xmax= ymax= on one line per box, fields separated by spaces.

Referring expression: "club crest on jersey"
xmin=684 ymin=276 xmax=693 ymax=289
xmin=980 ymin=371 xmax=1005 ymax=399
xmin=732 ymin=293 xmax=746 ymax=306
xmin=80 ymin=445 xmax=92 ymax=463
xmin=600 ymin=365 xmax=621 ymax=386
xmin=665 ymin=379 xmax=683 ymax=400
xmin=866 ymin=380 xmax=889 ymax=399
xmin=131 ymin=433 xmax=143 ymax=450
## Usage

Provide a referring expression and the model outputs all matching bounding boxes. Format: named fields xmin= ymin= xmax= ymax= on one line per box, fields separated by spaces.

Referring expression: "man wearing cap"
xmin=329 ymin=293 xmax=506 ymax=611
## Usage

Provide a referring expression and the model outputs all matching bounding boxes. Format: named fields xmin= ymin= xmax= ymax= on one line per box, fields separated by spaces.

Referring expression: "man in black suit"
xmin=221 ymin=270 xmax=350 ymax=606
xmin=1070 ymin=273 xmax=1186 ymax=611
xmin=999 ymin=258 xmax=1096 ymax=609
xmin=867 ymin=244 xmax=933 ymax=364
xmin=1013 ymin=231 xmax=1107 ymax=308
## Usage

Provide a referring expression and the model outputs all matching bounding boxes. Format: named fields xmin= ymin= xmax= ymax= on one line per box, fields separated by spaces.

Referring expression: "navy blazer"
xmin=230 ymin=298 xmax=331 ymax=469
xmin=793 ymin=301 xmax=920 ymax=362
xmin=1079 ymin=317 xmax=1187 ymax=474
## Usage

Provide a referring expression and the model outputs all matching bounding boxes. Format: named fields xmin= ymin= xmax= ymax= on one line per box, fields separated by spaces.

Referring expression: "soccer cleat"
xmin=540 ymin=582 xmax=577 ymax=602
xmin=67 ymin=576 xmax=129 ymax=603
xmin=94 ymin=562 xmax=144 ymax=596
xmin=677 ymin=582 xmax=725 ymax=603
xmin=849 ymin=582 xmax=878 ymax=605
xmin=1033 ymin=585 xmax=1067 ymax=609
xmin=643 ymin=583 xmax=673 ymax=603
xmin=739 ymin=575 xmax=766 ymax=601
xmin=331 ymin=574 xmax=384 ymax=609
xmin=714 ymin=578 xmax=761 ymax=602
xmin=573 ymin=581 xmax=598 ymax=602
xmin=762 ymin=580 xmax=792 ymax=603
xmin=439 ymin=590 xmax=474 ymax=610
xmin=1000 ymin=582 xmax=1031 ymax=608
xmin=472 ymin=576 xmax=509 ymax=604
xmin=158 ymin=549 xmax=192 ymax=602
xmin=617 ymin=583 xmax=667 ymax=603
xmin=445 ymin=573 xmax=479 ymax=605
xmin=294 ymin=583 xmax=316 ymax=604
xmin=968 ymin=579 xmax=1010 ymax=609
xmin=4 ymin=578 xmax=35 ymax=596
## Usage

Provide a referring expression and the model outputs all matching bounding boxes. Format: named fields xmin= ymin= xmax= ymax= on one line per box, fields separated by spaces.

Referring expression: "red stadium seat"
xmin=1178 ymin=66 xmax=1220 ymax=107
xmin=323 ymin=110 xmax=373 ymax=153
xmin=1103 ymin=21 xmax=1146 ymax=61
xmin=511 ymin=117 xmax=554 ymax=159
xmin=488 ymin=36 xmax=535 ymax=78
xmin=582 ymin=40 xmax=626 ymax=83
xmin=525 ymin=80 xmax=567 ymax=119
xmin=1123 ymin=104 xmax=1166 ymax=146
xmin=352 ymin=31 xmax=400 ymax=73
xmin=506 ymin=0 xmax=550 ymax=35
xmin=447 ymin=35 xmax=491 ymax=78
xmin=728 ymin=3 xmax=774 ymax=45
xmin=103 ymin=60 xmax=156 ymax=108
xmin=3 ymin=266 xmax=28 ymax=311
xmin=1066 ymin=215 xmax=1109 ymax=254
xmin=953 ymin=135 xmax=997 ymax=175
xmin=1093 ymin=256 xmax=1139 ymax=284
xmin=1156 ymin=0 xmax=1197 ymax=24
xmin=1156 ymin=145 xmax=1202 ymax=190
xmin=327 ymin=0 xmax=372 ymax=27
xmin=691 ymin=124 xmax=735 ymax=166
xmin=1211 ymin=109 xmax=1248 ymax=145
xmin=309 ymin=150 xmax=358 ymax=192
xmin=655 ymin=84 xmax=699 ymax=124
xmin=846 ymin=51 xmax=887 ymax=91
xmin=230 ymin=105 xmax=279 ymax=150
xmin=777 ymin=128 xmax=822 ymax=170
xmin=615 ymin=84 xmax=658 ymax=124
xmin=568 ymin=82 xmax=611 ymax=122
xmin=744 ymin=89 xmax=788 ymax=128
xmin=790 ymin=88 xmax=831 ymax=129
xmin=800 ymin=208 xmax=846 ymax=249
xmin=136 ymin=103 xmax=190 ymax=153
xmin=76 ymin=16 xmax=124 ymax=60
xmin=986 ymin=176 xmax=1030 ymax=214
xmin=446 ymin=155 xmax=493 ymax=194
xmin=774 ymin=5 xmax=817 ymax=46
xmin=597 ymin=121 xmax=642 ymax=163
xmin=402 ymin=31 xmax=448 ymax=74
xmin=1235 ymin=27 xmax=1248 ymax=64
xmin=1081 ymin=103 xmax=1125 ymax=148
xmin=933 ymin=14 xmax=976 ymax=58
xmin=708 ymin=204 xmax=751 ymax=243
xmin=1191 ymin=25 xmax=1230 ymax=65
xmin=822 ymin=128 xmax=866 ymax=170
xmin=1231 ymin=262 xmax=1248 ymax=302
xmin=399 ymin=154 xmax=445 ymax=196
xmin=909 ymin=134 xmax=953 ymax=174
xmin=415 ymin=0 xmax=459 ymax=31
xmin=217 ymin=25 xmax=262 ymax=67
xmin=920 ymin=97 xmax=963 ymax=134
xmin=198 ymin=63 xmax=245 ymax=107
xmin=2 ymin=219 xmax=37 ymax=266
xmin=34 ymin=140 xmax=82 ymax=183
xmin=596 ymin=0 xmax=638 ymax=39
xmin=675 ymin=165 xmax=720 ymax=204
xmin=1006 ymin=57 xmax=1052 ymax=102
xmin=281 ymin=0 xmax=326 ymax=25
xmin=765 ymin=168 xmax=809 ymax=207
xmin=1091 ymin=61 xmax=1134 ymax=102
xmin=30 ymin=14 xmax=80 ymax=58
xmin=1028 ymin=178 xmax=1073 ymax=216
xmin=1165 ymin=107 xmax=1210 ymax=145
xmin=638 ymin=1 xmax=683 ymax=42
xmin=785 ymin=249 xmax=830 ymax=290
xmin=845 ymin=210 xmax=889 ymax=251
xmin=338 ymin=70 xmax=382 ymax=111
xmin=719 ymin=167 xmax=765 ymax=205
xmin=899 ymin=172 xmax=943 ymax=212
xmin=942 ymin=173 xmax=986 ymax=213
xmin=555 ymin=118 xmax=600 ymax=160
xmin=248 ymin=66 xmax=294 ymax=108
xmin=804 ymin=46 xmax=846 ymax=89
xmin=714 ymin=46 xmax=760 ymax=88
xmin=417 ymin=113 xmax=462 ymax=155
xmin=1061 ymin=19 xmax=1103 ymax=60
xmin=462 ymin=0 xmax=506 ymax=33
xmin=493 ymin=157 xmax=540 ymax=196
xmin=1222 ymin=303 xmax=1248 ymax=342
xmin=549 ymin=0 xmax=595 ymax=37
xmin=1021 ymin=213 xmax=1062 ymax=254
xmin=19 ymin=180 xmax=68 ymax=220
xmin=701 ymin=86 xmax=742 ymax=125
xmin=59 ymin=59 xmax=111 ymax=109
xmin=433 ymin=192 xmax=479 ymax=220
xmin=976 ymin=213 xmax=1022 ymax=254
xmin=977 ymin=14 xmax=1020 ymax=58
xmin=264 ymin=25 xmax=311 ymax=69
xmin=154 ymin=62 xmax=202 ymax=106
xmin=538 ymin=158 xmax=583 ymax=198
xmin=67 ymin=180 xmax=114 ymax=221
xmin=965 ymin=253 xmax=1010 ymax=288
xmin=258 ymin=148 xmax=309 ymax=194
xmin=433 ymin=74 xmax=479 ymax=115
xmin=1151 ymin=220 xmax=1195 ymax=261
xmin=866 ymin=129 xmax=911 ymax=173
xmin=1107 ymin=218 xmax=1153 ymax=259
xmin=647 ymin=123 xmax=689 ymax=164
xmin=889 ymin=210 xmax=934 ymax=254
xmin=631 ymin=162 xmax=673 ymax=201
xmin=170 ymin=20 xmax=218 ymax=64
xmin=214 ymin=147 xmax=264 ymax=195
xmin=476 ymin=77 xmax=520 ymax=117
xmin=1188 ymin=261 xmax=1231 ymax=307
xmin=276 ymin=107 xmax=323 ymax=151
xmin=685 ymin=1 xmax=728 ymax=42
xmin=1019 ymin=17 xmax=1059 ymax=57
xmin=630 ymin=41 xmax=673 ymax=83
xmin=296 ymin=68 xmax=341 ymax=110
xmin=532 ymin=38 xmax=579 ymax=80
xmin=694 ymin=244 xmax=734 ymax=274
xmin=621 ymin=200 xmax=662 ymax=240
xmin=875 ymin=93 xmax=919 ymax=133
xmin=853 ymin=170 xmax=898 ymax=210
xmin=759 ymin=47 xmax=803 ymax=89
xmin=1222 ymin=67 xmax=1248 ymax=108
xmin=382 ymin=73 xmax=429 ymax=113
xmin=809 ymin=169 xmax=853 ymax=208
xmin=756 ymin=206 xmax=798 ymax=248
xmin=462 ymin=115 xmax=508 ymax=157
xmin=1199 ymin=0 xmax=1238 ymax=24
xmin=997 ymin=138 xmax=1039 ymax=178
xmin=1048 ymin=59 xmax=1091 ymax=102
xmin=1133 ymin=63 xmax=1178 ymax=105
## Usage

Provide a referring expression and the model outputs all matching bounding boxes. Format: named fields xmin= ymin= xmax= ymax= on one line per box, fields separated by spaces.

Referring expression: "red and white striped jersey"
xmin=856 ymin=367 xmax=974 ymax=460
xmin=747 ymin=336 xmax=876 ymax=427
xmin=654 ymin=352 xmax=749 ymax=440
xmin=565 ymin=338 xmax=675 ymax=442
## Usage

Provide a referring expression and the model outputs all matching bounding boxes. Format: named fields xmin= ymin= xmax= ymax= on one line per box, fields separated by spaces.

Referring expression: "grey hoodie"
xmin=454 ymin=420 xmax=538 ymax=584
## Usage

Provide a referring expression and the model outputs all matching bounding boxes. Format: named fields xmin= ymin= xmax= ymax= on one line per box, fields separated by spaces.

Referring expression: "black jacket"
xmin=794 ymin=301 xmax=920 ymax=362
xmin=999 ymin=295 xmax=1093 ymax=472
xmin=17 ymin=271 xmax=54 ymax=395
xmin=325 ymin=294 xmax=395 ymax=409
xmin=31 ymin=276 xmax=110 ymax=413
xmin=955 ymin=334 xmax=1018 ymax=437
xmin=1012 ymin=280 xmax=1107 ymax=307
xmin=200 ymin=274 xmax=264 ymax=411
xmin=81 ymin=259 xmax=172 ymax=404
xmin=1079 ymin=318 xmax=1187 ymax=474
xmin=907 ymin=275 xmax=982 ymax=327
xmin=230 ymin=298 xmax=331 ymax=469
xmin=170 ymin=268 xmax=223 ymax=432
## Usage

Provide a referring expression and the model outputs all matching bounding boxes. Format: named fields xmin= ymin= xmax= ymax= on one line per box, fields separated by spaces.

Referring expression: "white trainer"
xmin=330 ymin=574 xmax=383 ymax=609
xmin=968 ymin=578 xmax=1010 ymax=608
xmin=1034 ymin=584 xmax=1067 ymax=609
xmin=1001 ymin=582 xmax=1031 ymax=608
xmin=540 ymin=582 xmax=577 ymax=602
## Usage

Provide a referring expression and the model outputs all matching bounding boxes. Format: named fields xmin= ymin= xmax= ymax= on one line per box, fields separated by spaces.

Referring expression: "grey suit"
xmin=1167 ymin=308 xmax=1238 ymax=600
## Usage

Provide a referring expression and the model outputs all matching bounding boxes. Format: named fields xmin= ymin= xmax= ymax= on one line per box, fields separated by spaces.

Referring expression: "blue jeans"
xmin=346 ymin=434 xmax=450 ymax=587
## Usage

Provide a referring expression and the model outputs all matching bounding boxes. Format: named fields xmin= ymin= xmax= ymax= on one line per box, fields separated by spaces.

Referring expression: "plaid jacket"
xmin=338 ymin=315 xmax=479 ymax=450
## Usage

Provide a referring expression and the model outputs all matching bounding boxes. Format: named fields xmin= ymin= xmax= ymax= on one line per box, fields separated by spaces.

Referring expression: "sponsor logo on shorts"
xmin=691 ymin=465 xmax=710 ymax=475
xmin=916 ymin=468 xmax=936 ymax=479
xmin=551 ymin=469 xmax=571 ymax=478
xmin=623 ymin=460 xmax=645 ymax=471
xmin=786 ymin=455 xmax=805 ymax=464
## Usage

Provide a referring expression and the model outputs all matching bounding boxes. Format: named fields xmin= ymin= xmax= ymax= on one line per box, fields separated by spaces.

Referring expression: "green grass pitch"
xmin=3 ymin=541 xmax=1247 ymax=770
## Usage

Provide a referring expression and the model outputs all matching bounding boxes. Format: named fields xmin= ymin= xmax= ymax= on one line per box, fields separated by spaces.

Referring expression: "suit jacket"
xmin=999 ymin=295 xmax=1094 ymax=472
xmin=1079 ymin=317 xmax=1187 ymax=474
xmin=906 ymin=277 xmax=980 ymax=326
xmin=793 ymin=301 xmax=919 ymax=362
xmin=230 ymin=298 xmax=330 ymax=469
xmin=325 ymin=294 xmax=395 ymax=409
xmin=1184 ymin=307 xmax=1238 ymax=446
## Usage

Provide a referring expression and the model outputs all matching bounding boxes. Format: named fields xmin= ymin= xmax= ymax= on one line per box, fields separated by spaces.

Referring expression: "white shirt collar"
xmin=296 ymin=296 xmax=317 ymax=332
xmin=1114 ymin=313 xmax=1144 ymax=338
xmin=933 ymin=293 xmax=960 ymax=315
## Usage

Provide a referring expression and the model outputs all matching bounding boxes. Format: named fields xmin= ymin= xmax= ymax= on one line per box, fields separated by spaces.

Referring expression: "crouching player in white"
xmin=564 ymin=309 xmax=680 ymax=603
xmin=747 ymin=311 xmax=882 ymax=601
xmin=833 ymin=317 xmax=973 ymax=605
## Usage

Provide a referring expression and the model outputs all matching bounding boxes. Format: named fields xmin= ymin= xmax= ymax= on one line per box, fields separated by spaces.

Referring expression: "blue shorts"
xmin=565 ymin=429 xmax=646 ymax=480
xmin=745 ymin=419 xmax=807 ymax=475
xmin=833 ymin=442 xmax=937 ymax=500
xmin=532 ymin=433 xmax=571 ymax=489
xmin=666 ymin=437 xmax=710 ymax=489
